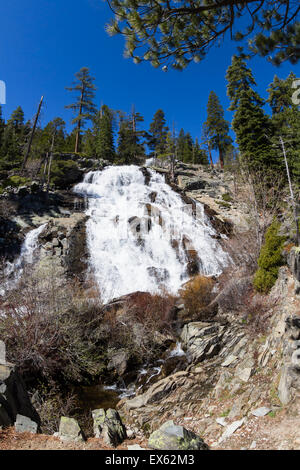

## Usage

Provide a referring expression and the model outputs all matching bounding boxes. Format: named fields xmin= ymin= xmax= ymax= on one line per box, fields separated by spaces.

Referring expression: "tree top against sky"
xmin=106 ymin=0 xmax=300 ymax=70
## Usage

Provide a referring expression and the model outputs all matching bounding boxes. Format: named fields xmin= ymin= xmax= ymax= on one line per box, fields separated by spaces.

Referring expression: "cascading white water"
xmin=74 ymin=165 xmax=229 ymax=303
xmin=0 ymin=223 xmax=47 ymax=296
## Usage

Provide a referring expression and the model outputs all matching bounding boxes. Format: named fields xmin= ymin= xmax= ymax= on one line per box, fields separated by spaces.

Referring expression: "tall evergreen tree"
xmin=65 ymin=67 xmax=97 ymax=153
xmin=95 ymin=104 xmax=115 ymax=162
xmin=267 ymin=72 xmax=300 ymax=180
xmin=204 ymin=91 xmax=232 ymax=168
xmin=1 ymin=106 xmax=28 ymax=164
xmin=39 ymin=118 xmax=66 ymax=154
xmin=117 ymin=111 xmax=145 ymax=164
xmin=182 ymin=132 xmax=193 ymax=163
xmin=193 ymin=138 xmax=209 ymax=165
xmin=226 ymin=56 xmax=276 ymax=169
xmin=148 ymin=109 xmax=169 ymax=156
xmin=201 ymin=123 xmax=214 ymax=167
xmin=0 ymin=106 xmax=5 ymax=158
xmin=177 ymin=129 xmax=186 ymax=162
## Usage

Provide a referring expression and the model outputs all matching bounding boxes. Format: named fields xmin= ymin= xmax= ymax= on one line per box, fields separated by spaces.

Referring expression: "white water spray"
xmin=0 ymin=223 xmax=47 ymax=296
xmin=74 ymin=165 xmax=229 ymax=303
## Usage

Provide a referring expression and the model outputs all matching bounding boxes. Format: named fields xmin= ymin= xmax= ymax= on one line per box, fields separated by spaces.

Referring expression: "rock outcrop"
xmin=92 ymin=408 xmax=127 ymax=447
xmin=0 ymin=341 xmax=39 ymax=429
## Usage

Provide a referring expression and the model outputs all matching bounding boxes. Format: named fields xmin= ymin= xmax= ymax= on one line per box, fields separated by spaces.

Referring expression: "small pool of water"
xmin=74 ymin=384 xmax=120 ymax=411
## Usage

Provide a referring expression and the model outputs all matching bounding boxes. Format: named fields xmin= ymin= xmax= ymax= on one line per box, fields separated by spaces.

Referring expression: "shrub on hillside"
xmin=0 ymin=271 xmax=105 ymax=385
xmin=6 ymin=175 xmax=31 ymax=187
xmin=180 ymin=275 xmax=214 ymax=317
xmin=50 ymin=159 xmax=82 ymax=188
xmin=103 ymin=291 xmax=177 ymax=360
xmin=253 ymin=220 xmax=285 ymax=294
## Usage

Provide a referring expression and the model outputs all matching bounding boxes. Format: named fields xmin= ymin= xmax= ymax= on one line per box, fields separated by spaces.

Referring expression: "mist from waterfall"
xmin=74 ymin=165 xmax=230 ymax=303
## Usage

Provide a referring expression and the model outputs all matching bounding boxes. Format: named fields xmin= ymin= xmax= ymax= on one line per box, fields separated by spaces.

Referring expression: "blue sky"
xmin=1 ymin=0 xmax=299 ymax=149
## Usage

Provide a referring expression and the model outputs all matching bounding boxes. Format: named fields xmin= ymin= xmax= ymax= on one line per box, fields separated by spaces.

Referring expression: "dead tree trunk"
xmin=280 ymin=136 xmax=299 ymax=246
xmin=22 ymin=96 xmax=44 ymax=171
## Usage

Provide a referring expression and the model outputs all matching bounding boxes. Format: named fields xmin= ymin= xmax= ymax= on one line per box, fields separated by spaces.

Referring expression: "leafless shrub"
xmin=215 ymin=267 xmax=253 ymax=313
xmin=34 ymin=385 xmax=77 ymax=435
xmin=0 ymin=266 xmax=105 ymax=385
xmin=222 ymin=227 xmax=261 ymax=274
xmin=235 ymin=164 xmax=286 ymax=251
xmin=242 ymin=292 xmax=279 ymax=336
xmin=179 ymin=275 xmax=214 ymax=318
xmin=102 ymin=291 xmax=177 ymax=360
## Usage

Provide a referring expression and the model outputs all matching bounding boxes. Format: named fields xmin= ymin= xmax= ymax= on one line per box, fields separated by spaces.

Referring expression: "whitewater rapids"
xmin=74 ymin=165 xmax=229 ymax=303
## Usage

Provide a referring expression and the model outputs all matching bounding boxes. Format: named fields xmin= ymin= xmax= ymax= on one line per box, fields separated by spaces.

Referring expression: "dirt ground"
xmin=0 ymin=427 xmax=149 ymax=451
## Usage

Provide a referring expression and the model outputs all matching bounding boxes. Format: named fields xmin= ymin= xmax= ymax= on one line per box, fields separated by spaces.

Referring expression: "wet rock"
xmin=148 ymin=420 xmax=209 ymax=450
xmin=58 ymin=416 xmax=85 ymax=442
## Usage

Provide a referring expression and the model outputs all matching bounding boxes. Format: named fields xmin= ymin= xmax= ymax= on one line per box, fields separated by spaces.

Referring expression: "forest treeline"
xmin=0 ymin=57 xmax=299 ymax=181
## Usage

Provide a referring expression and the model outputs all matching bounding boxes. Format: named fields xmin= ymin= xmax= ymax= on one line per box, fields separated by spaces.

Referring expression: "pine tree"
xmin=148 ymin=109 xmax=169 ymax=156
xmin=201 ymin=123 xmax=214 ymax=167
xmin=43 ymin=118 xmax=66 ymax=152
xmin=65 ymin=67 xmax=97 ymax=153
xmin=1 ymin=106 xmax=28 ymax=164
xmin=0 ymin=106 xmax=5 ymax=158
xmin=176 ymin=129 xmax=186 ymax=162
xmin=106 ymin=1 xmax=300 ymax=68
xmin=95 ymin=104 xmax=115 ymax=162
xmin=193 ymin=138 xmax=209 ymax=165
xmin=182 ymin=132 xmax=193 ymax=163
xmin=267 ymin=73 xmax=300 ymax=180
xmin=204 ymin=91 xmax=232 ymax=168
xmin=253 ymin=219 xmax=285 ymax=293
xmin=83 ymin=128 xmax=96 ymax=156
xmin=226 ymin=56 xmax=276 ymax=170
xmin=117 ymin=111 xmax=145 ymax=164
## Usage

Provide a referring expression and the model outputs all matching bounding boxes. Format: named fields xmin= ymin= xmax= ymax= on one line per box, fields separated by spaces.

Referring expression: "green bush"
xmin=50 ymin=159 xmax=82 ymax=188
xmin=222 ymin=193 xmax=233 ymax=203
xmin=216 ymin=200 xmax=231 ymax=209
xmin=253 ymin=220 xmax=285 ymax=294
xmin=6 ymin=175 xmax=31 ymax=187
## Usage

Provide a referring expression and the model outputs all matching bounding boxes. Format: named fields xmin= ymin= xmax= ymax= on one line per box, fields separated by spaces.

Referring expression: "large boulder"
xmin=148 ymin=420 xmax=209 ymax=450
xmin=14 ymin=414 xmax=38 ymax=434
xmin=92 ymin=408 xmax=127 ymax=447
xmin=58 ymin=416 xmax=85 ymax=442
xmin=0 ymin=341 xmax=40 ymax=429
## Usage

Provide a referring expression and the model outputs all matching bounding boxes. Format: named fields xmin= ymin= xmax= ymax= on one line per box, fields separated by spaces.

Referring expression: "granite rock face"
xmin=0 ymin=341 xmax=40 ymax=429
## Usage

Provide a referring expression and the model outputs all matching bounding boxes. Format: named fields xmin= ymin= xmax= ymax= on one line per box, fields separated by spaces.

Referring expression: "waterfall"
xmin=74 ymin=165 xmax=229 ymax=303
xmin=0 ymin=223 xmax=47 ymax=296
